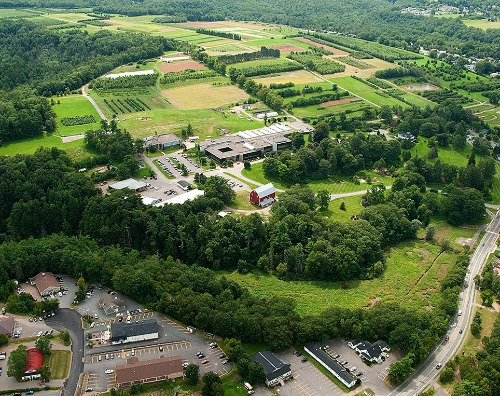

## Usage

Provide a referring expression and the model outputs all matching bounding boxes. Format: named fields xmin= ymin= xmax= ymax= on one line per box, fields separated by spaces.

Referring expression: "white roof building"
xmin=109 ymin=178 xmax=148 ymax=192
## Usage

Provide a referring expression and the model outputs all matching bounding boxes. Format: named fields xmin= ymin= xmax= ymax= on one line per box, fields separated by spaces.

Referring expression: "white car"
xmin=105 ymin=369 xmax=114 ymax=374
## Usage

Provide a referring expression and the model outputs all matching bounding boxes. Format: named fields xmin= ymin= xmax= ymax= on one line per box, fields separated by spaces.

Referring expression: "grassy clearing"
xmin=290 ymin=100 xmax=370 ymax=119
xmin=462 ymin=305 xmax=497 ymax=356
xmin=46 ymin=349 xmax=71 ymax=379
xmin=254 ymin=70 xmax=324 ymax=85
xmin=462 ymin=19 xmax=500 ymax=30
xmin=411 ymin=136 xmax=473 ymax=167
xmin=52 ymin=95 xmax=102 ymax=136
xmin=119 ymin=108 xmax=259 ymax=140
xmin=489 ymin=163 xmax=500 ymax=204
xmin=0 ymin=134 xmax=91 ymax=161
xmin=0 ymin=8 xmax=41 ymax=17
xmin=328 ymin=195 xmax=364 ymax=222
xmin=228 ymin=191 xmax=255 ymax=210
xmin=225 ymin=240 xmax=447 ymax=315
xmin=230 ymin=57 xmax=299 ymax=70
xmin=241 ymin=162 xmax=393 ymax=194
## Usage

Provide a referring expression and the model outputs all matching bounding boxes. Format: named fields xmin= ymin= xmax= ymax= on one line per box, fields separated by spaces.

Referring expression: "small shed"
xmin=250 ymin=183 xmax=276 ymax=207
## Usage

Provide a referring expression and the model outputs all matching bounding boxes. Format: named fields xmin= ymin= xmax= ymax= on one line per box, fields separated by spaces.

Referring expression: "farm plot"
xmin=254 ymin=70 xmax=324 ymax=85
xmin=161 ymin=83 xmax=248 ymax=109
xmin=158 ymin=60 xmax=206 ymax=73
xmin=52 ymin=95 xmax=101 ymax=136
xmin=296 ymin=37 xmax=348 ymax=55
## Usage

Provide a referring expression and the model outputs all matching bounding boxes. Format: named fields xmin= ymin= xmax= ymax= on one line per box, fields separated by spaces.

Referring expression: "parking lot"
xmin=78 ymin=286 xmax=233 ymax=392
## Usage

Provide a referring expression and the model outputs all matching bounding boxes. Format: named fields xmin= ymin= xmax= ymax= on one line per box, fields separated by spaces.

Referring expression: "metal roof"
xmin=253 ymin=183 xmax=276 ymax=197
xmin=109 ymin=178 xmax=147 ymax=191
xmin=252 ymin=351 xmax=291 ymax=382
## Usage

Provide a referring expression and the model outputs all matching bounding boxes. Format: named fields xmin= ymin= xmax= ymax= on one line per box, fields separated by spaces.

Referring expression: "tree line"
xmin=196 ymin=28 xmax=241 ymax=41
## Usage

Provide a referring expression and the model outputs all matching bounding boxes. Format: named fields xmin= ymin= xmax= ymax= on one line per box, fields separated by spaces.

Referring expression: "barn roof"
xmin=253 ymin=183 xmax=275 ymax=197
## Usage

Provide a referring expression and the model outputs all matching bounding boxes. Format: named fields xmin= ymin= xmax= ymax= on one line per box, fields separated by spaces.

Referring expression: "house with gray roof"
xmin=251 ymin=351 xmax=292 ymax=387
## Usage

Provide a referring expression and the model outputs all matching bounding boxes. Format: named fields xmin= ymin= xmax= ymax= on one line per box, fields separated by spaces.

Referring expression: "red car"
xmin=201 ymin=359 xmax=209 ymax=364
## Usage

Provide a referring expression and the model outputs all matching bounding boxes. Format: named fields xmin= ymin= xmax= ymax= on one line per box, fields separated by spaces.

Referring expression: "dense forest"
xmin=2 ymin=0 xmax=498 ymax=59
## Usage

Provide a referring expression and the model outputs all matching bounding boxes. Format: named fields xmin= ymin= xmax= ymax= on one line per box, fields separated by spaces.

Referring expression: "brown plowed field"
xmin=268 ymin=43 xmax=305 ymax=53
xmin=158 ymin=60 xmax=206 ymax=73
xmin=320 ymin=97 xmax=361 ymax=107
xmin=296 ymin=37 xmax=348 ymax=55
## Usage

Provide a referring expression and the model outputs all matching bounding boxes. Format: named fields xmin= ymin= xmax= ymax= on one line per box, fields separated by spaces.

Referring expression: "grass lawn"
xmin=0 ymin=134 xmax=92 ymax=161
xmin=133 ymin=164 xmax=152 ymax=179
xmin=221 ymin=371 xmax=248 ymax=396
xmin=225 ymin=239 xmax=451 ymax=316
xmin=46 ymin=350 xmax=71 ymax=379
xmin=412 ymin=136 xmax=473 ymax=167
xmin=52 ymin=95 xmax=102 ymax=136
xmin=228 ymin=191 xmax=256 ymax=210
xmin=462 ymin=305 xmax=497 ymax=356
xmin=462 ymin=19 xmax=500 ymax=30
xmin=328 ymin=195 xmax=363 ymax=222
xmin=490 ymin=163 xmax=500 ymax=204
xmin=241 ymin=162 xmax=393 ymax=194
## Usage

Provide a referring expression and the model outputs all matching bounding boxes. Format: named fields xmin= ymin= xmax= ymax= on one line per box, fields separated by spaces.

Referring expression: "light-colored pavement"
xmin=389 ymin=211 xmax=500 ymax=396
xmin=82 ymin=84 xmax=107 ymax=121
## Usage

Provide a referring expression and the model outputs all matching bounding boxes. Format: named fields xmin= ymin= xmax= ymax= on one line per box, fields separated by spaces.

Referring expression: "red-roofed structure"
xmin=26 ymin=348 xmax=43 ymax=371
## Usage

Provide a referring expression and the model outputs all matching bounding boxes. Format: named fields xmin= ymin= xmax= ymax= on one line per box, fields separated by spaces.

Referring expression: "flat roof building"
xmin=251 ymin=351 xmax=292 ymax=387
xmin=29 ymin=272 xmax=60 ymax=297
xmin=110 ymin=318 xmax=159 ymax=344
xmin=159 ymin=189 xmax=204 ymax=206
xmin=115 ymin=355 xmax=183 ymax=388
xmin=109 ymin=178 xmax=148 ymax=192
xmin=176 ymin=180 xmax=191 ymax=191
xmin=304 ymin=343 xmax=357 ymax=388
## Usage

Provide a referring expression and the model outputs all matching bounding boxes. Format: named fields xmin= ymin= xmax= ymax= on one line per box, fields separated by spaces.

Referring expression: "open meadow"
xmin=224 ymin=239 xmax=466 ymax=316
xmin=160 ymin=83 xmax=248 ymax=109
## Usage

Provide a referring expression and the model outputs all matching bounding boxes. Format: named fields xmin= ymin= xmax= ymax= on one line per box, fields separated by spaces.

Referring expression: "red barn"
xmin=250 ymin=183 xmax=276 ymax=207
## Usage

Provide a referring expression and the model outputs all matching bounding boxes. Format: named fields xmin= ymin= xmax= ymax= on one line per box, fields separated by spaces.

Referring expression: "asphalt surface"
xmin=45 ymin=308 xmax=84 ymax=396
xmin=388 ymin=212 xmax=500 ymax=396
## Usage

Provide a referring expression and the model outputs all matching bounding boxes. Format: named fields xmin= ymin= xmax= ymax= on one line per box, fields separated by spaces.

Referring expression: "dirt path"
xmin=81 ymin=84 xmax=107 ymax=121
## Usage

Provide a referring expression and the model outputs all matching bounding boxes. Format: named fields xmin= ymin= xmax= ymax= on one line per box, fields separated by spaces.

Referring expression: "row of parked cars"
xmin=179 ymin=154 xmax=201 ymax=170
xmin=320 ymin=345 xmax=364 ymax=377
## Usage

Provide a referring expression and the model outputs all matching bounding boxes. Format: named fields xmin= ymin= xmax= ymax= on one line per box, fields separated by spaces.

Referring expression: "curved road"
xmin=82 ymin=84 xmax=107 ymax=121
xmin=45 ymin=309 xmax=84 ymax=396
xmin=388 ymin=211 xmax=500 ymax=396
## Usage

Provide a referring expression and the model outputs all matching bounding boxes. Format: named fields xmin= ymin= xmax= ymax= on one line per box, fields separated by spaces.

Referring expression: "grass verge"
xmin=46 ymin=350 xmax=71 ymax=379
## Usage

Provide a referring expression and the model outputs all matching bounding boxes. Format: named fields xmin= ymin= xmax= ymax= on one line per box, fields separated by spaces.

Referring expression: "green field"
xmin=46 ymin=349 xmax=71 ymax=379
xmin=241 ymin=162 xmax=393 ymax=194
xmin=462 ymin=19 xmax=500 ymax=30
xmin=330 ymin=76 xmax=409 ymax=108
xmin=52 ymin=95 xmax=102 ymax=136
xmin=328 ymin=195 xmax=364 ymax=222
xmin=0 ymin=134 xmax=91 ymax=161
xmin=0 ymin=8 xmax=41 ymax=17
xmin=225 ymin=239 xmax=453 ymax=315
xmin=230 ymin=57 xmax=298 ymax=70
xmin=412 ymin=136 xmax=473 ymax=167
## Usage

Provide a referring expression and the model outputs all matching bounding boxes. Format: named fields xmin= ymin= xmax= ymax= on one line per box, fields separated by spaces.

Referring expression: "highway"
xmin=388 ymin=211 xmax=500 ymax=396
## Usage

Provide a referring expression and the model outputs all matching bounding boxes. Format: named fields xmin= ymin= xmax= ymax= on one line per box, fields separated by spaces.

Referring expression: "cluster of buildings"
xmin=348 ymin=340 xmax=390 ymax=364
xmin=143 ymin=133 xmax=182 ymax=151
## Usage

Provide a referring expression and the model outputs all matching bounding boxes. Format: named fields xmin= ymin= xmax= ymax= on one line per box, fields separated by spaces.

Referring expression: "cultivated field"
xmin=462 ymin=19 xmax=500 ymax=30
xmin=158 ymin=60 xmax=206 ymax=73
xmin=254 ymin=70 xmax=324 ymax=85
xmin=296 ymin=37 xmax=348 ymax=55
xmin=161 ymin=83 xmax=248 ymax=109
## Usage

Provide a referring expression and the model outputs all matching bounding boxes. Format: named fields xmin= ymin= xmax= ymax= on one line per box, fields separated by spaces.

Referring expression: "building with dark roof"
xmin=0 ymin=316 xmax=14 ymax=336
xmin=99 ymin=294 xmax=126 ymax=315
xmin=29 ymin=272 xmax=61 ymax=297
xmin=251 ymin=351 xmax=292 ymax=387
xmin=115 ymin=355 xmax=183 ymax=388
xmin=110 ymin=318 xmax=159 ymax=344
xmin=350 ymin=340 xmax=390 ymax=364
xmin=304 ymin=343 xmax=357 ymax=388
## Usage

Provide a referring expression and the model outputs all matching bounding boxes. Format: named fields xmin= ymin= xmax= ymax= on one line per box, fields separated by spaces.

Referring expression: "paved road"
xmin=45 ymin=309 xmax=84 ymax=396
xmin=82 ymin=84 xmax=107 ymax=121
xmin=388 ymin=212 xmax=500 ymax=396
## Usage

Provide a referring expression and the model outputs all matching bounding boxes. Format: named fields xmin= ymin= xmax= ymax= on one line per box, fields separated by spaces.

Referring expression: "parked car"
xmin=341 ymin=361 xmax=348 ymax=366
xmin=301 ymin=358 xmax=308 ymax=363
xmin=219 ymin=353 xmax=226 ymax=359
xmin=333 ymin=354 xmax=340 ymax=359
xmin=436 ymin=363 xmax=442 ymax=369
xmin=201 ymin=359 xmax=209 ymax=364
xmin=356 ymin=372 xmax=363 ymax=377
xmin=105 ymin=369 xmax=114 ymax=374
xmin=222 ymin=359 xmax=229 ymax=365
